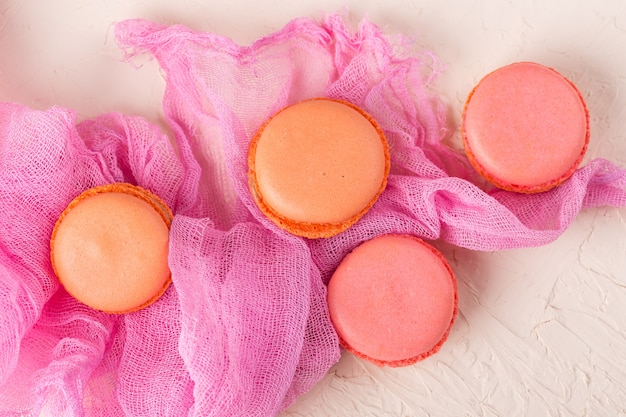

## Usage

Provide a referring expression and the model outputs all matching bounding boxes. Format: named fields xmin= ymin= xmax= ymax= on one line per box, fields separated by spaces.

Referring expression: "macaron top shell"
xmin=327 ymin=234 xmax=458 ymax=367
xmin=462 ymin=62 xmax=589 ymax=193
xmin=51 ymin=184 xmax=172 ymax=314
xmin=248 ymin=98 xmax=389 ymax=238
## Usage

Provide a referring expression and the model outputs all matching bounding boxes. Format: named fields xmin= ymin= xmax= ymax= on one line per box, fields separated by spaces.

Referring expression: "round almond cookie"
xmin=327 ymin=234 xmax=458 ymax=367
xmin=50 ymin=183 xmax=173 ymax=314
xmin=248 ymin=98 xmax=390 ymax=239
xmin=462 ymin=62 xmax=589 ymax=193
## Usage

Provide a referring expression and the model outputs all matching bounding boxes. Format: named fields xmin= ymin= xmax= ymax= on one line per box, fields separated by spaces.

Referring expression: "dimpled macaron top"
xmin=248 ymin=98 xmax=389 ymax=238
xmin=327 ymin=234 xmax=458 ymax=367
xmin=51 ymin=184 xmax=172 ymax=314
xmin=462 ymin=62 xmax=589 ymax=193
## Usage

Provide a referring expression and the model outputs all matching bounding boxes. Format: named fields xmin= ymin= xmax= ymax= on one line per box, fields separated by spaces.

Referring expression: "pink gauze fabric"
xmin=1 ymin=12 xmax=626 ymax=417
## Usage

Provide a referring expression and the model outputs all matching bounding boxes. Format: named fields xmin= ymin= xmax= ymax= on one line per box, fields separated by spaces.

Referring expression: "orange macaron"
xmin=248 ymin=98 xmax=390 ymax=239
xmin=50 ymin=183 xmax=173 ymax=314
xmin=462 ymin=62 xmax=589 ymax=193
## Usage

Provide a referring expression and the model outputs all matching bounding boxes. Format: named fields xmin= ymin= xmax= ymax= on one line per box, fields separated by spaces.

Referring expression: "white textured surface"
xmin=1 ymin=1 xmax=625 ymax=416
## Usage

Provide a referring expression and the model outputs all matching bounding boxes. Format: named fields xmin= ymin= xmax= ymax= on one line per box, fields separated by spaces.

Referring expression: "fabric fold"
xmin=169 ymin=216 xmax=338 ymax=416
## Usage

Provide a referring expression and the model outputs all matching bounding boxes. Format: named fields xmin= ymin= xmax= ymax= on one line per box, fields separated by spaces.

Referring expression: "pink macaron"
xmin=327 ymin=234 xmax=458 ymax=367
xmin=462 ymin=62 xmax=589 ymax=193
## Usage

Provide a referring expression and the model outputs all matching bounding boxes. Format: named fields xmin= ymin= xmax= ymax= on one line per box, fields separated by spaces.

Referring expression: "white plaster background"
xmin=0 ymin=1 xmax=624 ymax=416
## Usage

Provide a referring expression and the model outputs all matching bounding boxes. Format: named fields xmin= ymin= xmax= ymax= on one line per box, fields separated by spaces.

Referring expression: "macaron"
xmin=50 ymin=183 xmax=173 ymax=314
xmin=327 ymin=234 xmax=458 ymax=367
xmin=248 ymin=98 xmax=390 ymax=239
xmin=462 ymin=62 xmax=589 ymax=193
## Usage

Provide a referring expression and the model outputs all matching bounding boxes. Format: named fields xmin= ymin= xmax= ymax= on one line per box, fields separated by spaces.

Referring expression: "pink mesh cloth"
xmin=0 ymin=12 xmax=625 ymax=417
xmin=0 ymin=104 xmax=336 ymax=416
